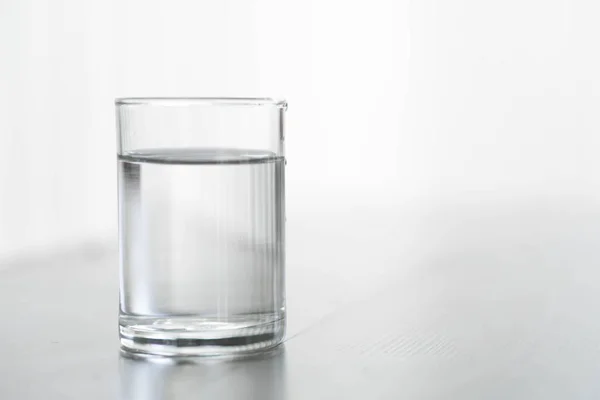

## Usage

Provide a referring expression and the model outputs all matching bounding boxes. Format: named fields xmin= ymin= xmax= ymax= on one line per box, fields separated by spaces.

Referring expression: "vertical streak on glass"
xmin=258 ymin=162 xmax=265 ymax=314
xmin=258 ymin=163 xmax=269 ymax=308
xmin=277 ymin=159 xmax=285 ymax=314
xmin=270 ymin=161 xmax=275 ymax=312
xmin=215 ymin=164 xmax=223 ymax=321
xmin=222 ymin=164 xmax=229 ymax=320
xmin=270 ymin=160 xmax=277 ymax=317
xmin=250 ymin=161 xmax=258 ymax=314
xmin=255 ymin=163 xmax=261 ymax=314
xmin=270 ymin=161 xmax=276 ymax=315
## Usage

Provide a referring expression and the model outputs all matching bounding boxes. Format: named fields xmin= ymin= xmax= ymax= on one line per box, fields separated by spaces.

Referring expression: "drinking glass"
xmin=116 ymin=97 xmax=286 ymax=356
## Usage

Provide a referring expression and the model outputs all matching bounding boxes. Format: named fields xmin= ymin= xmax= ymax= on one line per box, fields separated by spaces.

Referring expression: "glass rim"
xmin=115 ymin=97 xmax=287 ymax=109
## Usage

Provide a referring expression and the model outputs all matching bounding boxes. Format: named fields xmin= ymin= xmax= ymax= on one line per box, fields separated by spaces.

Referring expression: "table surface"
xmin=2 ymin=200 xmax=600 ymax=399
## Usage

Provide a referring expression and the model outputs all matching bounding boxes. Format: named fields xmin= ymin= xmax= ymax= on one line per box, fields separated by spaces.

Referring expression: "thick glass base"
xmin=119 ymin=314 xmax=285 ymax=357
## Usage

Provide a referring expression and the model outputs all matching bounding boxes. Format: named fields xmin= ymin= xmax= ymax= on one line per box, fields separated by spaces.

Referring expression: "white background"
xmin=1 ymin=0 xmax=599 ymax=259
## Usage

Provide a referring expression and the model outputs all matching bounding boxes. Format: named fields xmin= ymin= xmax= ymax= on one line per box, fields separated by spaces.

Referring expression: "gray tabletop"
xmin=2 ymin=200 xmax=600 ymax=399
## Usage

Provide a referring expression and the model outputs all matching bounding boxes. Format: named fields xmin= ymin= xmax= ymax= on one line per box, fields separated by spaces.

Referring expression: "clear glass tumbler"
xmin=116 ymin=98 xmax=286 ymax=356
